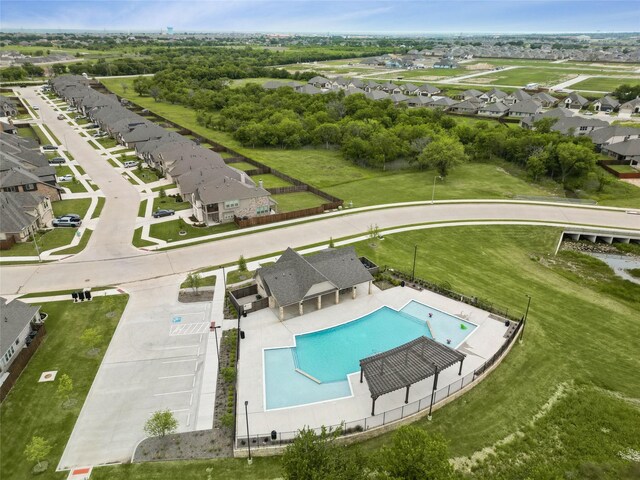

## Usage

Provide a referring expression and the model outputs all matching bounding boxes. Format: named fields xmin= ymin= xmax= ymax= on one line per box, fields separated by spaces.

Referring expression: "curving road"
xmin=2 ymin=202 xmax=639 ymax=295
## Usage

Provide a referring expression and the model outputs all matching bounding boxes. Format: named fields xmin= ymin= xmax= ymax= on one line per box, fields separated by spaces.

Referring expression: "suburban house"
xmin=0 ymin=191 xmax=54 ymax=248
xmin=407 ymin=96 xmax=434 ymax=108
xmin=507 ymin=99 xmax=543 ymax=118
xmin=416 ymin=83 xmax=441 ymax=96
xmin=380 ymin=82 xmax=403 ymax=94
xmin=479 ymin=88 xmax=508 ymax=103
xmin=504 ymin=89 xmax=532 ymax=105
xmin=531 ymin=92 xmax=559 ymax=108
xmin=389 ymin=93 xmax=409 ymax=104
xmin=449 ymin=99 xmax=481 ymax=115
xmin=563 ymin=92 xmax=589 ymax=109
xmin=520 ymin=107 xmax=576 ymax=130
xmin=592 ymin=95 xmax=619 ymax=112
xmin=0 ymin=97 xmax=18 ymax=117
xmin=0 ymin=121 xmax=17 ymax=134
xmin=601 ymin=139 xmax=640 ymax=165
xmin=455 ymin=89 xmax=483 ymax=101
xmin=478 ymin=101 xmax=509 ymax=117
xmin=255 ymin=246 xmax=374 ymax=320
xmin=619 ymin=97 xmax=640 ymax=114
xmin=588 ymin=126 xmax=640 ymax=150
xmin=428 ymin=97 xmax=457 ymax=109
xmin=263 ymin=81 xmax=299 ymax=90
xmin=433 ymin=58 xmax=459 ymax=69
xmin=307 ymin=76 xmax=332 ymax=89
xmin=365 ymin=90 xmax=389 ymax=101
xmin=551 ymin=116 xmax=609 ymax=136
xmin=296 ymin=84 xmax=323 ymax=95
xmin=0 ymin=297 xmax=41 ymax=372
xmin=344 ymin=86 xmax=366 ymax=97
xmin=0 ymin=163 xmax=61 ymax=201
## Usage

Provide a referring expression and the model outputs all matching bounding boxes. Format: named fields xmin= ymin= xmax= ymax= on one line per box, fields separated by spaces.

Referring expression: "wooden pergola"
xmin=359 ymin=336 xmax=465 ymax=415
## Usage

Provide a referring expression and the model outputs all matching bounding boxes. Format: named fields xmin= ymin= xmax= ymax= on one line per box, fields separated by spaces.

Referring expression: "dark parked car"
xmin=152 ymin=209 xmax=175 ymax=218
xmin=52 ymin=216 xmax=82 ymax=227
xmin=49 ymin=157 xmax=65 ymax=164
xmin=57 ymin=114 xmax=65 ymax=120
xmin=42 ymin=145 xmax=58 ymax=151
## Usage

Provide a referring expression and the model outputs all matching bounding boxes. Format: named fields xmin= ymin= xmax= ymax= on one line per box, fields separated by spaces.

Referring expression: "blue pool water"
xmin=264 ymin=301 xmax=476 ymax=410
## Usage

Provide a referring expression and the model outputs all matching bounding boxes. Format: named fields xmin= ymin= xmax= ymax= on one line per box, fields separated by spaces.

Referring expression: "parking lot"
xmin=57 ymin=277 xmax=214 ymax=469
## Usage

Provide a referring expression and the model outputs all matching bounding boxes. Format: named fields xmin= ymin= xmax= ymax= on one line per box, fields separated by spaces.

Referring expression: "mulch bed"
xmin=178 ymin=287 xmax=214 ymax=303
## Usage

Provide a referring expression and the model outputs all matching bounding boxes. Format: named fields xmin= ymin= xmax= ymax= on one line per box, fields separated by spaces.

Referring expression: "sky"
xmin=1 ymin=0 xmax=639 ymax=34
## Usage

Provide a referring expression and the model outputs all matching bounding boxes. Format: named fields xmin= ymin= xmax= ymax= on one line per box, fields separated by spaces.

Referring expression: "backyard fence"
xmin=598 ymin=159 xmax=640 ymax=179
xmin=235 ymin=318 xmax=521 ymax=450
xmin=0 ymin=324 xmax=47 ymax=403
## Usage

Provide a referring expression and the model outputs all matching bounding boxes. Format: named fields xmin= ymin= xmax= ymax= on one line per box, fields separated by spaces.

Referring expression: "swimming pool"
xmin=264 ymin=301 xmax=476 ymax=410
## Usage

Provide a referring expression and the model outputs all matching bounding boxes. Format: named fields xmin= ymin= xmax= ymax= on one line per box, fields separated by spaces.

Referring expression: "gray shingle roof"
xmin=0 ymin=297 xmax=39 ymax=357
xmin=0 ymin=192 xmax=39 ymax=235
xmin=257 ymin=246 xmax=373 ymax=307
xmin=588 ymin=126 xmax=640 ymax=144
xmin=603 ymin=138 xmax=640 ymax=157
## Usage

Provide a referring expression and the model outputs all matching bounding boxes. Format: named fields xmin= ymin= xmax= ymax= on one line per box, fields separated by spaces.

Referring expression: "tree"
xmin=555 ymin=142 xmax=597 ymax=185
xmin=133 ymin=76 xmax=152 ymax=96
xmin=121 ymin=82 xmax=129 ymax=94
xmin=56 ymin=373 xmax=73 ymax=404
xmin=379 ymin=426 xmax=456 ymax=480
xmin=80 ymin=327 xmax=102 ymax=352
xmin=328 ymin=237 xmax=335 ymax=248
xmin=313 ymin=123 xmax=341 ymax=149
xmin=144 ymin=409 xmax=178 ymax=438
xmin=185 ymin=272 xmax=202 ymax=294
xmin=238 ymin=255 xmax=247 ymax=272
xmin=613 ymin=83 xmax=640 ymax=103
xmin=526 ymin=151 xmax=549 ymax=181
xmin=149 ymin=86 xmax=161 ymax=102
xmin=24 ymin=436 xmax=52 ymax=470
xmin=51 ymin=63 xmax=67 ymax=75
xmin=417 ymin=136 xmax=468 ymax=178
xmin=281 ymin=426 xmax=368 ymax=480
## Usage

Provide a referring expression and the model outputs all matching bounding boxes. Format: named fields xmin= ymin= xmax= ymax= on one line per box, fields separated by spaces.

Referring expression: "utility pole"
xmin=411 ymin=245 xmax=418 ymax=281
xmin=520 ymin=294 xmax=532 ymax=343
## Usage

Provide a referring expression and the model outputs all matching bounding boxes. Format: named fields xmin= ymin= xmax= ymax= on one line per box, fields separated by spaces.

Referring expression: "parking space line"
xmin=162 ymin=358 xmax=196 ymax=364
xmin=154 ymin=389 xmax=192 ymax=397
xmin=165 ymin=345 xmax=199 ymax=349
xmin=158 ymin=374 xmax=195 ymax=380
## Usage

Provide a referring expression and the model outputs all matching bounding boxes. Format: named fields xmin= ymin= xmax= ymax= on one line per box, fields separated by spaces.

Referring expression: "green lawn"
xmin=0 ymin=228 xmax=76 ymax=257
xmin=376 ymin=68 xmax=470 ymax=80
xmin=152 ymin=183 xmax=176 ymax=192
xmin=249 ymin=173 xmax=293 ymax=188
xmin=132 ymin=226 xmax=158 ymax=248
xmin=0 ymin=296 xmax=129 ymax=480
xmin=17 ymin=126 xmax=37 ymax=140
xmin=272 ymin=191 xmax=328 ymax=212
xmin=57 ymin=174 xmax=88 ymax=193
xmin=32 ymin=124 xmax=54 ymax=145
xmin=230 ymin=78 xmax=304 ymax=88
xmin=180 ymin=274 xmax=217 ymax=289
xmin=226 ymin=269 xmax=255 ymax=285
xmin=91 ymin=197 xmax=106 ymax=219
xmin=608 ymin=164 xmax=639 ymax=174
xmin=133 ymin=168 xmax=163 ymax=184
xmin=465 ymin=67 xmax=578 ymax=87
xmin=137 ymin=199 xmax=148 ymax=217
xmin=572 ymin=76 xmax=640 ymax=93
xmin=52 ymin=198 xmax=92 ymax=218
xmin=227 ymin=161 xmax=257 ymax=171
xmin=55 ymin=229 xmax=92 ymax=255
xmin=152 ymin=196 xmax=192 ymax=212
xmin=96 ymin=137 xmax=118 ymax=149
xmin=42 ymin=124 xmax=61 ymax=145
xmin=148 ymin=219 xmax=237 ymax=243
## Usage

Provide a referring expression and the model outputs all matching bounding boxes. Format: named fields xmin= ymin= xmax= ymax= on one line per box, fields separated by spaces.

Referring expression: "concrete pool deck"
xmin=236 ymin=283 xmax=510 ymax=441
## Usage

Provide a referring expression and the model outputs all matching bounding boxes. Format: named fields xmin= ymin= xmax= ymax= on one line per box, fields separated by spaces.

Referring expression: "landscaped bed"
xmin=271 ymin=191 xmax=328 ymax=212
xmin=152 ymin=196 xmax=192 ymax=212
xmin=148 ymin=219 xmax=237 ymax=243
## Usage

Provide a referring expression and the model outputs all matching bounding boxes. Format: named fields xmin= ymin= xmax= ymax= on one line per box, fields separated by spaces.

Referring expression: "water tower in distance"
xmin=167 ymin=26 xmax=174 ymax=35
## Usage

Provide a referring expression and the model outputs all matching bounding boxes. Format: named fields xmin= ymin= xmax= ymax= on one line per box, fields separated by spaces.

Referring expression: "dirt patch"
xmin=466 ymin=76 xmax=500 ymax=84
xmin=178 ymin=287 xmax=214 ymax=303
xmin=467 ymin=63 xmax=494 ymax=71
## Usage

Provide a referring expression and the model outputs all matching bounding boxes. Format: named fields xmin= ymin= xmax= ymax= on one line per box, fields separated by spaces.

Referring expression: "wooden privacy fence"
xmin=598 ymin=160 xmax=640 ymax=179
xmin=0 ymin=324 xmax=47 ymax=402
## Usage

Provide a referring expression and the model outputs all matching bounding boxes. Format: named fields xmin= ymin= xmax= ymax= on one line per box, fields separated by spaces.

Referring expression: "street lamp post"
xmin=520 ymin=294 xmax=532 ymax=343
xmin=244 ymin=400 xmax=252 ymax=464
xmin=431 ymin=176 xmax=442 ymax=204
xmin=31 ymin=230 xmax=41 ymax=263
xmin=211 ymin=321 xmax=220 ymax=362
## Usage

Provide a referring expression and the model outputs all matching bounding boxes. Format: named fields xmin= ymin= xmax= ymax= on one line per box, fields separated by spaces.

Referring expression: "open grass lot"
xmin=133 ymin=168 xmax=162 ymax=184
xmin=17 ymin=125 xmax=38 ymax=140
xmin=0 ymin=296 xmax=129 ymax=480
xmin=52 ymin=198 xmax=92 ymax=218
xmin=227 ymin=161 xmax=257 ymax=171
xmin=466 ymin=67 xmax=577 ymax=87
xmin=101 ymin=78 xmax=640 ymax=209
xmin=148 ymin=219 xmax=237 ymax=243
xmin=96 ymin=136 xmax=118 ymax=149
xmin=152 ymin=196 xmax=192 ymax=212
xmin=55 ymin=229 xmax=93 ymax=255
xmin=272 ymin=191 xmax=328 ymax=212
xmin=86 ymin=225 xmax=640 ymax=479
xmin=230 ymin=78 xmax=304 ymax=88
xmin=376 ymin=68 xmax=469 ymax=79
xmin=572 ymin=76 xmax=640 ymax=92
xmin=0 ymin=228 xmax=76 ymax=257
xmin=249 ymin=173 xmax=293 ymax=188
xmin=91 ymin=197 xmax=106 ymax=218
xmin=608 ymin=164 xmax=639 ymax=173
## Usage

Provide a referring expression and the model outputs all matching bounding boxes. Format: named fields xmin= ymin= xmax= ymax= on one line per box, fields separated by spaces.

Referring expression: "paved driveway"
xmin=58 ymin=276 xmax=214 ymax=469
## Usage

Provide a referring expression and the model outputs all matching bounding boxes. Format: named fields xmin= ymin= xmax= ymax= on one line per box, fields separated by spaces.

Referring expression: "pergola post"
xmin=335 ymin=290 xmax=340 ymax=304
xmin=352 ymin=286 xmax=356 ymax=299
xmin=360 ymin=369 xmax=363 ymax=383
xmin=458 ymin=357 xmax=464 ymax=376
xmin=368 ymin=281 xmax=372 ymax=294
xmin=371 ymin=397 xmax=377 ymax=416
xmin=279 ymin=306 xmax=284 ymax=321
xmin=299 ymin=302 xmax=304 ymax=315
xmin=405 ymin=385 xmax=410 ymax=404
xmin=428 ymin=365 xmax=439 ymax=420
xmin=317 ymin=295 xmax=322 ymax=310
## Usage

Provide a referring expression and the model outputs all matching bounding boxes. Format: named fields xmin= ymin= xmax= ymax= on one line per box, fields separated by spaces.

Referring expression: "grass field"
xmin=249 ymin=173 xmax=293 ymax=188
xmin=227 ymin=161 xmax=258 ymax=171
xmin=0 ymin=296 xmax=129 ymax=480
xmin=91 ymin=197 xmax=106 ymax=219
xmin=133 ymin=168 xmax=162 ymax=184
xmin=571 ymin=76 xmax=640 ymax=93
xmin=230 ymin=78 xmax=304 ymax=88
xmin=53 ymin=198 xmax=92 ymax=218
xmin=55 ymin=229 xmax=93 ymax=255
xmin=466 ymin=67 xmax=577 ymax=87
xmin=100 ymin=78 xmax=640 ymax=209
xmin=272 ymin=191 xmax=328 ymax=212
xmin=152 ymin=196 xmax=192 ymax=212
xmin=0 ymin=229 xmax=75 ymax=257
xmin=376 ymin=68 xmax=469 ymax=80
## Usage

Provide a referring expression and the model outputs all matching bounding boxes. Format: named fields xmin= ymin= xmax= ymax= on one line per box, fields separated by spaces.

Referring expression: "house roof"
xmin=551 ymin=116 xmax=609 ymax=134
xmin=565 ymin=92 xmax=589 ymax=105
xmin=296 ymin=84 xmax=322 ymax=95
xmin=0 ymin=192 xmax=41 ymax=235
xmin=508 ymin=99 xmax=542 ymax=114
xmin=257 ymin=246 xmax=373 ymax=307
xmin=461 ymin=89 xmax=483 ymax=98
xmin=431 ymin=97 xmax=457 ymax=107
xmin=480 ymin=102 xmax=510 ymax=113
xmin=417 ymin=83 xmax=440 ymax=94
xmin=588 ymin=126 xmax=640 ymax=144
xmin=195 ymin=173 xmax=270 ymax=206
xmin=509 ymin=89 xmax=532 ymax=102
xmin=308 ymin=76 xmax=330 ymax=84
xmin=389 ymin=93 xmax=409 ymax=103
xmin=452 ymin=99 xmax=480 ymax=111
xmin=620 ymin=97 xmax=640 ymax=109
xmin=365 ymin=90 xmax=389 ymax=101
xmin=407 ymin=96 xmax=434 ymax=106
xmin=594 ymin=95 xmax=620 ymax=108
xmin=0 ymin=297 xmax=39 ymax=357
xmin=603 ymin=138 xmax=640 ymax=157
xmin=532 ymin=92 xmax=558 ymax=104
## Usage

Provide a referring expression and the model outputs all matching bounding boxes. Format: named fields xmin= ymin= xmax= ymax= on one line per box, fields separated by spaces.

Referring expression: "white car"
xmin=58 ymin=174 xmax=74 ymax=182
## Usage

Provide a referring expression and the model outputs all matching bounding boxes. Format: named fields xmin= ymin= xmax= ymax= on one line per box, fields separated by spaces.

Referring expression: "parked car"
xmin=52 ymin=216 xmax=82 ymax=227
xmin=57 ymin=114 xmax=65 ymax=120
xmin=61 ymin=213 xmax=81 ymax=221
xmin=87 ymin=123 xmax=99 ymax=129
xmin=42 ymin=144 xmax=58 ymax=151
xmin=33 ymin=105 xmax=39 ymax=110
xmin=93 ymin=132 xmax=106 ymax=138
xmin=58 ymin=174 xmax=74 ymax=182
xmin=584 ymin=111 xmax=594 ymax=116
xmin=48 ymin=157 xmax=65 ymax=164
xmin=152 ymin=209 xmax=175 ymax=218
